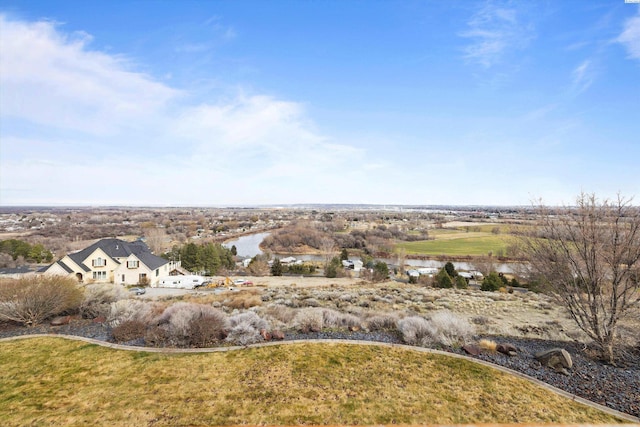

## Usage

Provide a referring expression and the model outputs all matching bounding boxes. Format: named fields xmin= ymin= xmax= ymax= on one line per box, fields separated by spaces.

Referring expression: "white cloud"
xmin=0 ymin=14 xmax=375 ymax=205
xmin=571 ymin=60 xmax=594 ymax=94
xmin=617 ymin=9 xmax=640 ymax=60
xmin=0 ymin=15 xmax=179 ymax=136
xmin=460 ymin=1 xmax=534 ymax=68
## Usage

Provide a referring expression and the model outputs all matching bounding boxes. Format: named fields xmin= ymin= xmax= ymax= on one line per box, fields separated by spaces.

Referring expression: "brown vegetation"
xmin=0 ymin=276 xmax=83 ymax=326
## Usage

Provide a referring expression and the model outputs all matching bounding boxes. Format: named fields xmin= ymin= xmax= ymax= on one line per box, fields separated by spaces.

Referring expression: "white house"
xmin=41 ymin=238 xmax=180 ymax=286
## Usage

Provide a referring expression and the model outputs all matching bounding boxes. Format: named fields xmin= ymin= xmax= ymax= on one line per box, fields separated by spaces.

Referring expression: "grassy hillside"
xmin=0 ymin=337 xmax=623 ymax=426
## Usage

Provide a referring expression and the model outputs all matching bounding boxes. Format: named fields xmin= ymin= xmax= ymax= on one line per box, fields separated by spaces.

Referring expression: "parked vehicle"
xmin=129 ymin=287 xmax=146 ymax=295
xmin=233 ymin=279 xmax=253 ymax=286
xmin=156 ymin=275 xmax=207 ymax=289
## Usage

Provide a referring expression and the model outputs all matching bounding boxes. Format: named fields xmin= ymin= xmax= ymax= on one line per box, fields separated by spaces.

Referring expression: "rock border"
xmin=1 ymin=334 xmax=638 ymax=424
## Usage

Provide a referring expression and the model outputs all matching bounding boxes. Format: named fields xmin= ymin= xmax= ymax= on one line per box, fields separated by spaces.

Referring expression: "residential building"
xmin=41 ymin=238 xmax=180 ymax=286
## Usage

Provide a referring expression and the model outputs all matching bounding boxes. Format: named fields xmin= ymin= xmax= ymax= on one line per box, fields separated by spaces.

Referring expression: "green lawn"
xmin=0 ymin=337 xmax=624 ymax=426
xmin=397 ymin=232 xmax=509 ymax=256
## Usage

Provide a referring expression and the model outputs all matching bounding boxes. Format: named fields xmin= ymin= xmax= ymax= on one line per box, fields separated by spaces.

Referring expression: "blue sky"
xmin=1 ymin=0 xmax=639 ymax=206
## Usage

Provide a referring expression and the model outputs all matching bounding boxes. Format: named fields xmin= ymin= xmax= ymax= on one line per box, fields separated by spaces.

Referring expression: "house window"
xmin=93 ymin=271 xmax=107 ymax=280
xmin=139 ymin=273 xmax=147 ymax=281
xmin=127 ymin=260 xmax=139 ymax=269
xmin=92 ymin=258 xmax=106 ymax=267
xmin=156 ymin=269 xmax=159 ymax=277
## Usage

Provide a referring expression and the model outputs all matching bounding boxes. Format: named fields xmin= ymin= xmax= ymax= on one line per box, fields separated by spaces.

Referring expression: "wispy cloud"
xmin=459 ymin=1 xmax=534 ymax=68
xmin=571 ymin=59 xmax=595 ymax=94
xmin=616 ymin=8 xmax=640 ymax=60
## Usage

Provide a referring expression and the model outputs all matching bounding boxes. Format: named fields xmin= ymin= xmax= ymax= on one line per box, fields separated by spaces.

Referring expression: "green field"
xmin=397 ymin=229 xmax=510 ymax=256
xmin=0 ymin=337 xmax=623 ymax=426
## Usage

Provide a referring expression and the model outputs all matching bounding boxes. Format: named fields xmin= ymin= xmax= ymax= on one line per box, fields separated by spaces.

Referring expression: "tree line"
xmin=162 ymin=242 xmax=235 ymax=276
xmin=0 ymin=239 xmax=53 ymax=266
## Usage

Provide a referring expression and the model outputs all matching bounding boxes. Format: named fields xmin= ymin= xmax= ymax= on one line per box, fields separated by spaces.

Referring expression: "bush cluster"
xmin=80 ymin=283 xmax=129 ymax=319
xmin=397 ymin=311 xmax=474 ymax=347
xmin=0 ymin=276 xmax=83 ymax=326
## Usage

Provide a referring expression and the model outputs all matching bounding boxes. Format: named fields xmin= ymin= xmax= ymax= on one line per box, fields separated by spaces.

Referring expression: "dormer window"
xmin=127 ymin=260 xmax=139 ymax=269
xmin=92 ymin=257 xmax=106 ymax=267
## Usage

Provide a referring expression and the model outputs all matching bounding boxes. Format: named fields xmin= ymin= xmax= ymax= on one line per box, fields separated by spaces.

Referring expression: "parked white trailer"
xmin=156 ymin=275 xmax=206 ymax=289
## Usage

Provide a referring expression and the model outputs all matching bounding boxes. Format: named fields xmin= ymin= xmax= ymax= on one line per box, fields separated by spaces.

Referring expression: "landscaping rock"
xmin=260 ymin=329 xmax=272 ymax=341
xmin=271 ymin=330 xmax=285 ymax=340
xmin=496 ymin=343 xmax=518 ymax=357
xmin=50 ymin=316 xmax=71 ymax=326
xmin=535 ymin=348 xmax=573 ymax=374
xmin=93 ymin=316 xmax=106 ymax=323
xmin=463 ymin=344 xmax=481 ymax=356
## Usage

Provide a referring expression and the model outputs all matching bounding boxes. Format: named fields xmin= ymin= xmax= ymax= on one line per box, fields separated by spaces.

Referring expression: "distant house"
xmin=40 ymin=238 xmax=180 ymax=286
xmin=0 ymin=266 xmax=35 ymax=279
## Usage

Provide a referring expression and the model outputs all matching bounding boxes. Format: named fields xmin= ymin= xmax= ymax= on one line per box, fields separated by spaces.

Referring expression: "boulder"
xmin=93 ymin=316 xmax=107 ymax=323
xmin=535 ymin=348 xmax=573 ymax=374
xmin=271 ymin=330 xmax=285 ymax=340
xmin=496 ymin=343 xmax=518 ymax=356
xmin=50 ymin=316 xmax=70 ymax=326
xmin=463 ymin=344 xmax=481 ymax=356
xmin=260 ymin=329 xmax=272 ymax=341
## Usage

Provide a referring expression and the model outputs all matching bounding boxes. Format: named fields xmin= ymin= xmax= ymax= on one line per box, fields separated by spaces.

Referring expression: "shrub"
xmin=259 ymin=304 xmax=297 ymax=327
xmin=322 ymin=308 xmax=361 ymax=329
xmin=435 ymin=269 xmax=454 ymax=288
xmin=397 ymin=316 xmax=433 ymax=346
xmin=455 ymin=275 xmax=468 ymax=289
xmin=80 ymin=283 xmax=129 ymax=319
xmin=0 ymin=276 xmax=83 ymax=326
xmin=428 ymin=311 xmax=474 ymax=347
xmin=397 ymin=311 xmax=474 ymax=347
xmin=189 ymin=316 xmax=228 ymax=347
xmin=225 ymin=311 xmax=269 ymax=345
xmin=481 ymin=272 xmax=502 ymax=292
xmin=108 ymin=300 xmax=156 ymax=327
xmin=293 ymin=307 xmax=324 ymax=332
xmin=112 ymin=319 xmax=147 ymax=342
xmin=365 ymin=313 xmax=399 ymax=331
xmin=153 ymin=302 xmax=229 ymax=347
xmin=225 ymin=293 xmax=263 ymax=310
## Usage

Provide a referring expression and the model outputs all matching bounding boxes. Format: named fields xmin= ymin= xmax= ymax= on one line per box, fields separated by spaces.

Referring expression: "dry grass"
xmin=0 ymin=337 xmax=625 ymax=426
xmin=479 ymin=338 xmax=498 ymax=352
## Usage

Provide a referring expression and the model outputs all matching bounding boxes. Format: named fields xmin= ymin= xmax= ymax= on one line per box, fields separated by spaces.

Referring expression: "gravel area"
xmin=1 ymin=319 xmax=638 ymax=420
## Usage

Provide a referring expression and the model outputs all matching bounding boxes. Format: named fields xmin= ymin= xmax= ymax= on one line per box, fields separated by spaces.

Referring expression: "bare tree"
xmin=320 ymin=237 xmax=337 ymax=266
xmin=144 ymin=227 xmax=167 ymax=254
xmin=521 ymin=193 xmax=640 ymax=363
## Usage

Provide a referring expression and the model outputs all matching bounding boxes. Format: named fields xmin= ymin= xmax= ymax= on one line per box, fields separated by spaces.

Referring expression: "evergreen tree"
xmin=481 ymin=272 xmax=503 ymax=291
xmin=435 ymin=268 xmax=454 ymax=288
xmin=271 ymin=258 xmax=283 ymax=276
xmin=455 ymin=275 xmax=468 ymax=289
xmin=372 ymin=261 xmax=389 ymax=282
xmin=340 ymin=248 xmax=349 ymax=261
xmin=444 ymin=261 xmax=457 ymax=277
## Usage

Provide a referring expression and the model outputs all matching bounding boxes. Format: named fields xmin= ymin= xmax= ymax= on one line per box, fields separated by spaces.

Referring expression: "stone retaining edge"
xmin=1 ymin=334 xmax=638 ymax=424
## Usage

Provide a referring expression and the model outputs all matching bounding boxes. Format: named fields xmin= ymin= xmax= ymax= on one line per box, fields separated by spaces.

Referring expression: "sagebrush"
xmin=0 ymin=276 xmax=83 ymax=326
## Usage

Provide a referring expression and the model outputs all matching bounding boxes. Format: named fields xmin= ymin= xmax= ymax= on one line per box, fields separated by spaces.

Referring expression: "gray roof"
xmin=136 ymin=251 xmax=170 ymax=271
xmin=0 ymin=266 xmax=34 ymax=275
xmin=72 ymin=238 xmax=150 ymax=261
